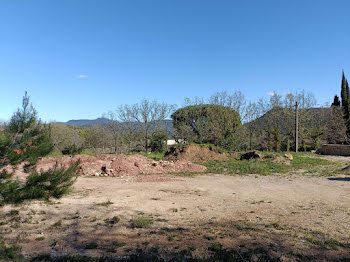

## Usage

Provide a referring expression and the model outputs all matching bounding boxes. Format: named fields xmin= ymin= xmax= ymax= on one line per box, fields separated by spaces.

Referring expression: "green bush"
xmin=0 ymin=161 xmax=79 ymax=205
xmin=0 ymin=238 xmax=24 ymax=262
xmin=130 ymin=216 xmax=153 ymax=228
xmin=149 ymin=132 xmax=167 ymax=153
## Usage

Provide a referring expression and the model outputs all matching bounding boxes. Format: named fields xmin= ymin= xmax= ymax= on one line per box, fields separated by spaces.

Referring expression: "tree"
xmin=243 ymin=102 xmax=259 ymax=150
xmin=172 ymin=104 xmax=241 ymax=149
xmin=149 ymin=132 xmax=167 ymax=153
xmin=119 ymin=100 xmax=176 ymax=151
xmin=327 ymin=104 xmax=347 ymax=144
xmin=103 ymin=111 xmax=121 ymax=153
xmin=332 ymin=95 xmax=341 ymax=106
xmin=7 ymin=91 xmax=37 ymax=134
xmin=1 ymin=92 xmax=53 ymax=166
xmin=209 ymin=91 xmax=246 ymax=118
xmin=49 ymin=123 xmax=84 ymax=155
xmin=341 ymin=71 xmax=348 ymax=110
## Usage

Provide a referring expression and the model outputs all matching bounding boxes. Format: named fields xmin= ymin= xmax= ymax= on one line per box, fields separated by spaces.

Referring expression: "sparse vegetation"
xmin=130 ymin=216 xmax=153 ymax=228
xmin=105 ymin=216 xmax=120 ymax=225
xmin=204 ymin=152 xmax=338 ymax=176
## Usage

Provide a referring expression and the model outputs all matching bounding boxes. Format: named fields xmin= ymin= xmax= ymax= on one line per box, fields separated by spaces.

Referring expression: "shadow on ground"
xmin=328 ymin=177 xmax=350 ymax=181
xmin=3 ymin=216 xmax=349 ymax=262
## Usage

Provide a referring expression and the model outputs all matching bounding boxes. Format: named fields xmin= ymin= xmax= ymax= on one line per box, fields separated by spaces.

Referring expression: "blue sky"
xmin=1 ymin=0 xmax=350 ymax=122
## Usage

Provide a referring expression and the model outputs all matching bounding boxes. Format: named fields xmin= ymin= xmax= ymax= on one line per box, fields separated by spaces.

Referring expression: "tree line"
xmin=3 ymin=72 xmax=350 ymax=157
xmin=43 ymin=89 xmax=325 ymax=154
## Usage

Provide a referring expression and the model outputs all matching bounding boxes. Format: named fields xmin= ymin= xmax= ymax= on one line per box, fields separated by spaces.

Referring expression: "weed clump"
xmin=105 ymin=216 xmax=120 ymax=225
xmin=130 ymin=216 xmax=153 ymax=228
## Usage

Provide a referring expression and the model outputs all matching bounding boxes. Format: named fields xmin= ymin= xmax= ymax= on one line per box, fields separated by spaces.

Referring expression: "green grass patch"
xmin=79 ymin=151 xmax=95 ymax=156
xmin=204 ymin=152 xmax=339 ymax=176
xmin=0 ymin=238 xmax=24 ymax=262
xmin=130 ymin=216 xmax=153 ymax=228
xmin=138 ymin=152 xmax=164 ymax=161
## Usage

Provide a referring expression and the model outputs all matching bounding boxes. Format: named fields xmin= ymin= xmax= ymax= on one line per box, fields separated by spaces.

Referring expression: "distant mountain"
xmin=64 ymin=118 xmax=109 ymax=126
xmin=62 ymin=118 xmax=174 ymax=136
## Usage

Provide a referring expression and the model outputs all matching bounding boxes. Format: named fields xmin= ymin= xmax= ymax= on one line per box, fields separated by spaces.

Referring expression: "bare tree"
xmin=183 ymin=96 xmax=204 ymax=107
xmin=209 ymin=91 xmax=246 ymax=118
xmin=118 ymin=105 xmax=139 ymax=153
xmin=296 ymin=90 xmax=316 ymax=109
xmin=103 ymin=111 xmax=120 ymax=153
xmin=120 ymin=99 xmax=176 ymax=151
xmin=269 ymin=92 xmax=283 ymax=108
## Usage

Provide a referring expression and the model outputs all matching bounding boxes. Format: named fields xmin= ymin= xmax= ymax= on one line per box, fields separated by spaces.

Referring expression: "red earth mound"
xmin=164 ymin=144 xmax=234 ymax=162
xmin=1 ymin=154 xmax=206 ymax=179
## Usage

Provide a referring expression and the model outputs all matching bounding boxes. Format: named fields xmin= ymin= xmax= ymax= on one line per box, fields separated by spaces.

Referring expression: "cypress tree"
xmin=346 ymin=79 xmax=350 ymax=138
xmin=332 ymin=95 xmax=341 ymax=106
xmin=341 ymin=71 xmax=347 ymax=107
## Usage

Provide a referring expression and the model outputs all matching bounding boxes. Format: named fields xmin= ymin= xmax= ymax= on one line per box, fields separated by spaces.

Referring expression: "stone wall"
xmin=318 ymin=144 xmax=350 ymax=156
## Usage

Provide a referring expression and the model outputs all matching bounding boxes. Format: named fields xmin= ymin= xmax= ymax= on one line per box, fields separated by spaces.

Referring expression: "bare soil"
xmin=1 ymin=165 xmax=350 ymax=261
xmin=2 ymin=154 xmax=206 ymax=179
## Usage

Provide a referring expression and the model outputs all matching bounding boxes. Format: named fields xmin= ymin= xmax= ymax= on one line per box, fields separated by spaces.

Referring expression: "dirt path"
xmin=1 ymin=173 xmax=350 ymax=261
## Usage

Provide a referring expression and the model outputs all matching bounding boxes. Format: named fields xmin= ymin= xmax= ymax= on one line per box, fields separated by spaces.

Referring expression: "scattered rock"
xmin=240 ymin=151 xmax=262 ymax=160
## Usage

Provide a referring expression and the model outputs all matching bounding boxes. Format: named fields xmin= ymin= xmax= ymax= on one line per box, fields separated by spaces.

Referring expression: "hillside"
xmin=61 ymin=118 xmax=174 ymax=136
xmin=64 ymin=117 xmax=109 ymax=126
xmin=245 ymin=107 xmax=330 ymax=133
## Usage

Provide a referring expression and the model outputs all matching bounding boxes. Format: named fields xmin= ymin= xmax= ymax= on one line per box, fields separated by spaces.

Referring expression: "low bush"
xmin=0 ymin=161 xmax=79 ymax=205
xmin=130 ymin=216 xmax=153 ymax=228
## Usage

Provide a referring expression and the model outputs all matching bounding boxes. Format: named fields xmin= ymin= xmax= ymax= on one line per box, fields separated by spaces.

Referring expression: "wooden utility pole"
xmin=295 ymin=101 xmax=299 ymax=152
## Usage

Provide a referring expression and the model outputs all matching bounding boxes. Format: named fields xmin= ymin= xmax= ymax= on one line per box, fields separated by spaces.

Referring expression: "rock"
xmin=284 ymin=153 xmax=293 ymax=160
xmin=240 ymin=151 xmax=262 ymax=160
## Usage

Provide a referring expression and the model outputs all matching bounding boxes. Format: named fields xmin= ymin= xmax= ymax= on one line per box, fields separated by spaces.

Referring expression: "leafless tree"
xmin=269 ymin=92 xmax=283 ymax=108
xmin=209 ymin=91 xmax=246 ymax=118
xmin=119 ymin=99 xmax=176 ymax=151
xmin=183 ymin=96 xmax=204 ymax=107
xmin=103 ymin=110 xmax=120 ymax=153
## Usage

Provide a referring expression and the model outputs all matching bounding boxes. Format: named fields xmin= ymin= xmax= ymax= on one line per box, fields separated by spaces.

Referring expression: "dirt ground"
xmin=1 ymin=160 xmax=350 ymax=261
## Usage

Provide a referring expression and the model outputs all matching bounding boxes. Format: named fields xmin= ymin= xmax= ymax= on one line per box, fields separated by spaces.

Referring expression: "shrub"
xmin=149 ymin=132 xmax=167 ymax=153
xmin=105 ymin=216 xmax=120 ymax=225
xmin=0 ymin=238 xmax=24 ymax=261
xmin=130 ymin=216 xmax=153 ymax=228
xmin=0 ymin=161 xmax=79 ymax=205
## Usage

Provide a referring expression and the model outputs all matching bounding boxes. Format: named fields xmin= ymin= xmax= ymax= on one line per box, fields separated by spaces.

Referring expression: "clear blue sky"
xmin=1 ymin=0 xmax=350 ymax=122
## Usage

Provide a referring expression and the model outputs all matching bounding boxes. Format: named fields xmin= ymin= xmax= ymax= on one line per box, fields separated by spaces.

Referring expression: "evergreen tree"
xmin=332 ymin=95 xmax=341 ymax=106
xmin=341 ymin=71 xmax=347 ymax=107
xmin=0 ymin=92 xmax=53 ymax=166
xmin=346 ymin=79 xmax=350 ymax=138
